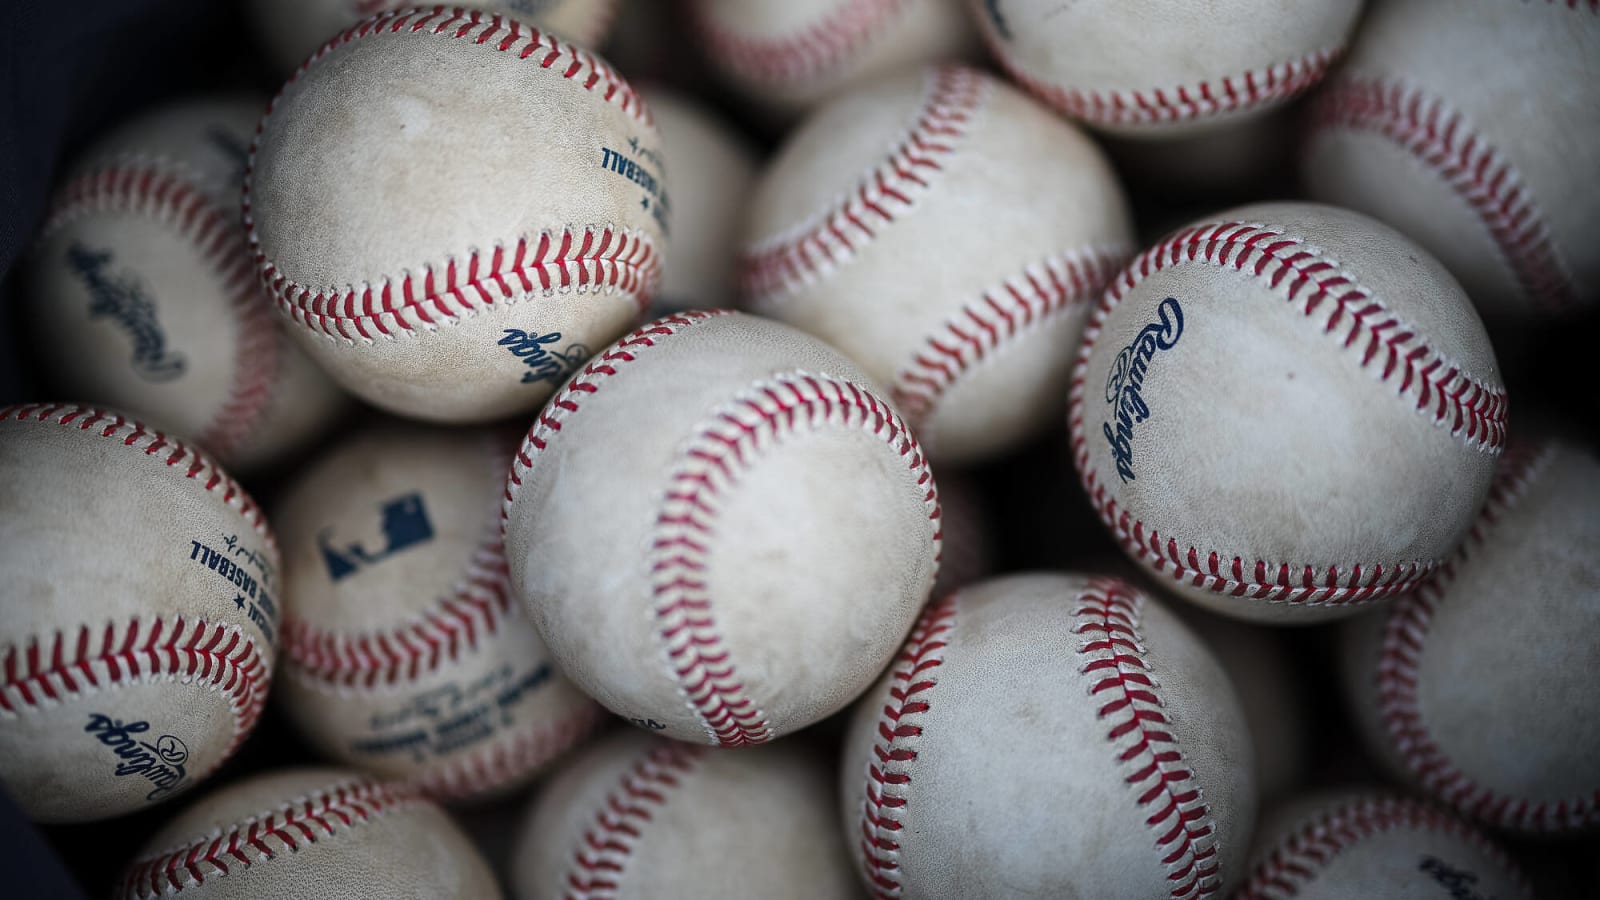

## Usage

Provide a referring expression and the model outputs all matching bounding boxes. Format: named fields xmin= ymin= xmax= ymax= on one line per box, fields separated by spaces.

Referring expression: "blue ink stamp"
xmin=66 ymin=242 xmax=186 ymax=382
xmin=498 ymin=329 xmax=588 ymax=386
xmin=318 ymin=493 xmax=434 ymax=581
xmin=84 ymin=714 xmax=189 ymax=801
xmin=1102 ymin=296 xmax=1184 ymax=484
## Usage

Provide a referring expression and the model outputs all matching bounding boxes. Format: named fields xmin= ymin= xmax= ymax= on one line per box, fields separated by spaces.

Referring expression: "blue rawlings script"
xmin=498 ymin=329 xmax=588 ymax=386
xmin=83 ymin=714 xmax=189 ymax=802
xmin=1102 ymin=296 xmax=1184 ymax=484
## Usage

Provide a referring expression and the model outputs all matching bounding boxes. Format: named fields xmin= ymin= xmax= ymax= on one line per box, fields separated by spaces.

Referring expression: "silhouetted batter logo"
xmin=318 ymin=493 xmax=435 ymax=581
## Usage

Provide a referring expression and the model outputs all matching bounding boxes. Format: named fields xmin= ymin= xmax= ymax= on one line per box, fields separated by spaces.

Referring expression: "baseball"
xmin=743 ymin=65 xmax=1133 ymax=464
xmin=246 ymin=6 xmax=666 ymax=423
xmin=117 ymin=767 xmax=502 ymax=899
xmin=972 ymin=0 xmax=1361 ymax=137
xmin=1070 ymin=202 xmax=1505 ymax=623
xmin=687 ymin=0 xmax=976 ymax=115
xmin=502 ymin=310 xmax=942 ymax=747
xmin=636 ymin=85 xmax=759 ymax=315
xmin=511 ymin=730 xmax=858 ymax=899
xmin=0 ymin=404 xmax=278 ymax=823
xmin=24 ymin=96 xmax=347 ymax=472
xmin=1236 ymin=791 xmax=1531 ymax=900
xmin=840 ymin=573 xmax=1256 ymax=898
xmin=248 ymin=0 xmax=621 ymax=73
xmin=273 ymin=423 xmax=604 ymax=802
xmin=1339 ymin=439 xmax=1600 ymax=833
xmin=1303 ymin=0 xmax=1600 ymax=316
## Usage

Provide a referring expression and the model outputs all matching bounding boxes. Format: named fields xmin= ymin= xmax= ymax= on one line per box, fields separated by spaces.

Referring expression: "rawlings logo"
xmin=66 ymin=242 xmax=186 ymax=382
xmin=499 ymin=328 xmax=588 ymax=386
xmin=84 ymin=714 xmax=189 ymax=802
xmin=1418 ymin=856 xmax=1494 ymax=900
xmin=1102 ymin=296 xmax=1184 ymax=484
xmin=982 ymin=0 xmax=1013 ymax=41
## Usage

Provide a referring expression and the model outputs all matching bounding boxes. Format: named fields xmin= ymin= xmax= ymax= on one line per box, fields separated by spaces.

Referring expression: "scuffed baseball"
xmin=24 ymin=96 xmax=347 ymax=472
xmin=1070 ymin=202 xmax=1505 ymax=623
xmin=840 ymin=573 xmax=1257 ymax=898
xmin=1339 ymin=440 xmax=1600 ymax=834
xmin=1235 ymin=791 xmax=1531 ymax=900
xmin=511 ymin=730 xmax=857 ymax=899
xmin=637 ymin=86 xmax=759 ymax=314
xmin=972 ymin=0 xmax=1361 ymax=137
xmin=0 ymin=404 xmax=279 ymax=823
xmin=273 ymin=424 xmax=603 ymax=802
xmin=744 ymin=65 xmax=1133 ymax=464
xmin=688 ymin=0 xmax=976 ymax=116
xmin=247 ymin=6 xmax=666 ymax=423
xmin=248 ymin=0 xmax=621 ymax=73
xmin=1303 ymin=0 xmax=1600 ymax=316
xmin=502 ymin=310 xmax=942 ymax=747
xmin=117 ymin=767 xmax=503 ymax=900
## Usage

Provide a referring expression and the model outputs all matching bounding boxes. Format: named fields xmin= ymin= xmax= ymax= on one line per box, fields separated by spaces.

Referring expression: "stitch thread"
xmin=1066 ymin=221 xmax=1507 ymax=607
xmin=37 ymin=163 xmax=281 ymax=463
xmin=689 ymin=0 xmax=909 ymax=87
xmin=244 ymin=6 xmax=659 ymax=345
xmin=891 ymin=245 xmax=1128 ymax=429
xmin=562 ymin=741 xmax=702 ymax=900
xmin=987 ymin=38 xmax=1341 ymax=128
xmin=1377 ymin=442 xmax=1597 ymax=831
xmin=653 ymin=371 xmax=943 ymax=746
xmin=857 ymin=593 xmax=956 ymax=898
xmin=1074 ymin=579 xmax=1220 ymax=898
xmin=0 ymin=404 xmax=273 ymax=542
xmin=741 ymin=66 xmax=985 ymax=305
xmin=358 ymin=0 xmax=623 ymax=48
xmin=411 ymin=701 xmax=607 ymax=801
xmin=1235 ymin=794 xmax=1532 ymax=900
xmin=118 ymin=777 xmax=422 ymax=899
xmin=1310 ymin=78 xmax=1581 ymax=313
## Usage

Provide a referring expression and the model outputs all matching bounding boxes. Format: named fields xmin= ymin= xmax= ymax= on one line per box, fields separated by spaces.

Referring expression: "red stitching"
xmin=117 ymin=776 xmax=423 ymax=899
xmin=358 ymin=0 xmax=623 ymax=47
xmin=411 ymin=701 xmax=606 ymax=801
xmin=688 ymin=0 xmax=909 ymax=86
xmin=562 ymin=741 xmax=702 ymax=900
xmin=856 ymin=593 xmax=956 ymax=898
xmin=1074 ymin=579 xmax=1220 ymax=899
xmin=891 ymin=246 xmax=1127 ymax=429
xmin=1377 ymin=442 xmax=1598 ymax=831
xmin=244 ymin=6 xmax=659 ymax=344
xmin=37 ymin=164 xmax=281 ymax=463
xmin=1235 ymin=793 xmax=1532 ymax=900
xmin=1309 ymin=78 xmax=1581 ymax=313
xmin=0 ymin=403 xmax=273 ymax=542
xmin=986 ymin=37 xmax=1341 ymax=128
xmin=741 ymin=66 xmax=985 ymax=305
xmin=1066 ymin=221 xmax=1507 ymax=607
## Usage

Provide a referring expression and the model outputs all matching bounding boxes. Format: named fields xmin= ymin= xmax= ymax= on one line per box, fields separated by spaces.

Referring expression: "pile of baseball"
xmin=3 ymin=1 xmax=1597 ymax=897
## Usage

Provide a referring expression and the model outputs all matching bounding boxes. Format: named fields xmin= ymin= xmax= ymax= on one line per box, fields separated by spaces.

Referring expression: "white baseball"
xmin=273 ymin=423 xmax=604 ymax=802
xmin=971 ymin=0 xmax=1361 ymax=137
xmin=117 ymin=767 xmax=503 ymax=899
xmin=636 ymin=85 xmax=759 ymax=315
xmin=687 ymin=0 xmax=976 ymax=115
xmin=0 ymin=404 xmax=278 ymax=823
xmin=1339 ymin=439 xmax=1600 ymax=834
xmin=247 ymin=6 xmax=666 ymax=423
xmin=840 ymin=573 xmax=1256 ymax=898
xmin=1070 ymin=202 xmax=1505 ymax=623
xmin=248 ymin=0 xmax=621 ymax=72
xmin=743 ymin=65 xmax=1133 ymax=464
xmin=24 ymin=96 xmax=348 ymax=472
xmin=1303 ymin=0 xmax=1600 ymax=316
xmin=511 ymin=730 xmax=858 ymax=899
xmin=502 ymin=310 xmax=942 ymax=747
xmin=1235 ymin=791 xmax=1531 ymax=900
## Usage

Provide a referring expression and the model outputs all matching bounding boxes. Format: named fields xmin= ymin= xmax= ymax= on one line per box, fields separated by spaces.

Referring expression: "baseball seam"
xmin=38 ymin=161 xmax=281 ymax=464
xmin=741 ymin=65 xmax=985 ymax=305
xmin=856 ymin=592 xmax=956 ymax=899
xmin=1310 ymin=78 xmax=1581 ymax=313
xmin=360 ymin=0 xmax=624 ymax=48
xmin=689 ymin=0 xmax=909 ymax=87
xmin=652 ymin=370 xmax=942 ymax=747
xmin=1235 ymin=794 xmax=1532 ymax=900
xmin=561 ymin=741 xmax=702 ymax=900
xmin=890 ymin=244 xmax=1129 ymax=431
xmin=986 ymin=36 xmax=1342 ymax=128
xmin=1075 ymin=579 xmax=1221 ymax=899
xmin=1377 ymin=441 xmax=1598 ymax=831
xmin=118 ymin=777 xmax=423 ymax=899
xmin=412 ymin=701 xmax=606 ymax=802
xmin=244 ymin=6 xmax=659 ymax=345
xmin=1067 ymin=221 xmax=1508 ymax=607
